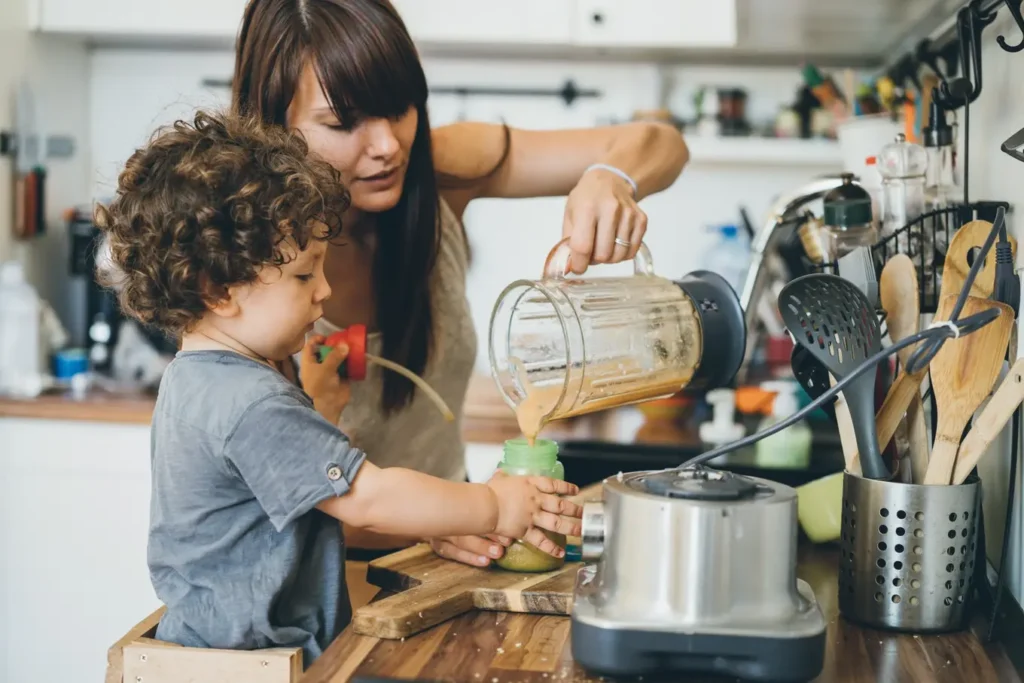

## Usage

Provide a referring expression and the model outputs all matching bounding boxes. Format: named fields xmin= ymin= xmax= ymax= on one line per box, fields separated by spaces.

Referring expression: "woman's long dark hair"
xmin=232 ymin=0 xmax=439 ymax=415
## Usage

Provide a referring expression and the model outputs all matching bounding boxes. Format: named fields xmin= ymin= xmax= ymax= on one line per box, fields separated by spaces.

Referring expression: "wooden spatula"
xmin=952 ymin=358 xmax=1024 ymax=485
xmin=923 ymin=295 xmax=1015 ymax=485
xmin=941 ymin=220 xmax=1018 ymax=301
xmin=880 ymin=254 xmax=929 ymax=484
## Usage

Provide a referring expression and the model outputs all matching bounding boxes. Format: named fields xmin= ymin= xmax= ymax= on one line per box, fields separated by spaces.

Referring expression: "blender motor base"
xmin=570 ymin=617 xmax=826 ymax=683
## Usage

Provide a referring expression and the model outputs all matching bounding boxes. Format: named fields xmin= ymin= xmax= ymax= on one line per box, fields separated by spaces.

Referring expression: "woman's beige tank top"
xmin=310 ymin=198 xmax=477 ymax=481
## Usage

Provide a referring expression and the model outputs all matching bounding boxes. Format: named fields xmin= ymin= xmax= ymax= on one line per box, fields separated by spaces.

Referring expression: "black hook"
xmin=915 ymin=38 xmax=959 ymax=80
xmin=998 ymin=0 xmax=1024 ymax=52
xmin=888 ymin=53 xmax=922 ymax=93
xmin=936 ymin=0 xmax=998 ymax=109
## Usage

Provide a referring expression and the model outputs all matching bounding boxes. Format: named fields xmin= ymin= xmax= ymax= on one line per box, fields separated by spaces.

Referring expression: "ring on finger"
xmin=614 ymin=237 xmax=631 ymax=248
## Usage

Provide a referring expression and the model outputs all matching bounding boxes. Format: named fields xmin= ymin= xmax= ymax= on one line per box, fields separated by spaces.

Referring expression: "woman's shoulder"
xmin=431 ymin=121 xmax=510 ymax=179
xmin=432 ymin=121 xmax=512 ymax=216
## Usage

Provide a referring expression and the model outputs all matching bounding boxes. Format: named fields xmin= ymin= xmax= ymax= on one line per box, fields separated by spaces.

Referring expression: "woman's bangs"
xmin=308 ymin=5 xmax=427 ymax=124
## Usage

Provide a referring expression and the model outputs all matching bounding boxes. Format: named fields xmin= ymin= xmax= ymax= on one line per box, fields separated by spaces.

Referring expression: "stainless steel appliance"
xmin=571 ymin=467 xmax=827 ymax=682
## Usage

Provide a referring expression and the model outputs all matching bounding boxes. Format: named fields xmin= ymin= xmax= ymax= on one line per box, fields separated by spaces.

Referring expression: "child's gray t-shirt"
xmin=148 ymin=350 xmax=366 ymax=666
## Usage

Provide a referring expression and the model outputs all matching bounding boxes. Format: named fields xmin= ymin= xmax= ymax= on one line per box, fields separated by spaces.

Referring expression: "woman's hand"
xmin=299 ymin=334 xmax=350 ymax=425
xmin=562 ymin=168 xmax=648 ymax=274
xmin=429 ymin=533 xmax=512 ymax=567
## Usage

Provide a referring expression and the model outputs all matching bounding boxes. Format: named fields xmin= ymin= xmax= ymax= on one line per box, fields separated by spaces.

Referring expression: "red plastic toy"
xmin=317 ymin=323 xmax=367 ymax=380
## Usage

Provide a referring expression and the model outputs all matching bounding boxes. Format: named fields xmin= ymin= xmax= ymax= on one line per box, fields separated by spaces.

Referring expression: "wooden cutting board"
xmin=352 ymin=482 xmax=603 ymax=640
xmin=351 ymin=543 xmax=580 ymax=639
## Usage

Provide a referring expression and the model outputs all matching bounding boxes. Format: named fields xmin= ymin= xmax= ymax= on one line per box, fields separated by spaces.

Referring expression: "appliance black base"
xmin=571 ymin=616 xmax=826 ymax=683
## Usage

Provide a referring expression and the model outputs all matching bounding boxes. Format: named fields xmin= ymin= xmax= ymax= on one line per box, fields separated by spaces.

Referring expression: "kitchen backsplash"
xmin=89 ymin=48 xmax=843 ymax=373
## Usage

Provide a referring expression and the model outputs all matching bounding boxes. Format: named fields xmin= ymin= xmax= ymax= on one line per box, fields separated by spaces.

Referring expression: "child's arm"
xmin=316 ymin=464 xmax=580 ymax=549
xmin=224 ymin=391 xmax=581 ymax=556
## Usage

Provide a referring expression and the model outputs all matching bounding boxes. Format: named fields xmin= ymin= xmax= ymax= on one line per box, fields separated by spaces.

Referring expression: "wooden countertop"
xmin=0 ymin=391 xmax=157 ymax=424
xmin=0 ymin=374 xmax=620 ymax=443
xmin=302 ymin=543 xmax=1023 ymax=683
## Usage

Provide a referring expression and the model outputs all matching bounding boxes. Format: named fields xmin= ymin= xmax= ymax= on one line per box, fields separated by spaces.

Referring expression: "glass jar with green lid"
xmin=494 ymin=438 xmax=567 ymax=572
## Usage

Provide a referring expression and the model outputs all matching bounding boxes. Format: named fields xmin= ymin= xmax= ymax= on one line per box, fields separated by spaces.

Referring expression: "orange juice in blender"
xmin=489 ymin=238 xmax=748 ymax=442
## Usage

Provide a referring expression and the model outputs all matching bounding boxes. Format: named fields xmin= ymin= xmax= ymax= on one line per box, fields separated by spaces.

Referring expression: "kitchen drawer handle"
xmin=591 ymin=11 xmax=604 ymax=24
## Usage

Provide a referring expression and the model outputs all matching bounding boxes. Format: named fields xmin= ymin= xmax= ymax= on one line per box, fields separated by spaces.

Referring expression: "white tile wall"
xmin=88 ymin=49 xmax=843 ymax=372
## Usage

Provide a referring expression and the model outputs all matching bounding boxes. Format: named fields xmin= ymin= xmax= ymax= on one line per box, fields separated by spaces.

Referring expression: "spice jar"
xmin=822 ymin=173 xmax=877 ymax=257
xmin=494 ymin=438 xmax=567 ymax=573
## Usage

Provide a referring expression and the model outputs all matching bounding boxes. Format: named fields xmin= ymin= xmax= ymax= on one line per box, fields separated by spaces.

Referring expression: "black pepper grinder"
xmin=822 ymin=173 xmax=877 ymax=258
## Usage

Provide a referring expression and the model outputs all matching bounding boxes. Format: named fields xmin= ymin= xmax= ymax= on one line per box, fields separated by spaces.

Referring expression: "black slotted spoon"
xmin=790 ymin=345 xmax=836 ymax=421
xmin=779 ymin=274 xmax=890 ymax=480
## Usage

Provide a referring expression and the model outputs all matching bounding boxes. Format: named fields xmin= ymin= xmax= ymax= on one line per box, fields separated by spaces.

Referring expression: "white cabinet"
xmin=30 ymin=0 xmax=737 ymax=51
xmin=391 ymin=0 xmax=575 ymax=45
xmin=34 ymin=0 xmax=247 ymax=40
xmin=0 ymin=417 xmax=158 ymax=683
xmin=573 ymin=0 xmax=737 ymax=49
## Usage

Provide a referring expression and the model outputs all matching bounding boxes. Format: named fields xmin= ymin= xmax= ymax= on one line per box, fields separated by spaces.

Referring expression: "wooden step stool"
xmin=105 ymin=607 xmax=302 ymax=683
xmin=105 ymin=561 xmax=378 ymax=683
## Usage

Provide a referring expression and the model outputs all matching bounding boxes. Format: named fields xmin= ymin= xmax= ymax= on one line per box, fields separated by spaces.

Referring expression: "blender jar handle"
xmin=542 ymin=237 xmax=655 ymax=279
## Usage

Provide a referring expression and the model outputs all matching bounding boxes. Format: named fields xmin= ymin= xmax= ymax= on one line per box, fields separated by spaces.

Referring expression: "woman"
xmin=232 ymin=0 xmax=689 ymax=567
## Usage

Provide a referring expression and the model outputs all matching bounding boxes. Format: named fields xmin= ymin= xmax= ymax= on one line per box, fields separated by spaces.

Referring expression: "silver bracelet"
xmin=584 ymin=163 xmax=638 ymax=197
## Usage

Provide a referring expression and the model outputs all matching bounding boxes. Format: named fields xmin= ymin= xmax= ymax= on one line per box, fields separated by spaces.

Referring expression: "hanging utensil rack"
xmin=807 ymin=201 xmax=1011 ymax=313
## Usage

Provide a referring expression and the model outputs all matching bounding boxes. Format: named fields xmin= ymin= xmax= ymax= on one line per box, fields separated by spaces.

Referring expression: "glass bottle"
xmin=494 ymin=438 xmax=567 ymax=573
xmin=878 ymin=133 xmax=928 ymax=258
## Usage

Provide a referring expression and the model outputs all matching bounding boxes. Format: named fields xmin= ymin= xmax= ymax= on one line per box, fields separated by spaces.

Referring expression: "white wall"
xmin=0 ymin=8 xmax=91 ymax=337
xmin=88 ymin=49 xmax=843 ymax=373
xmin=953 ymin=9 xmax=1024 ymax=606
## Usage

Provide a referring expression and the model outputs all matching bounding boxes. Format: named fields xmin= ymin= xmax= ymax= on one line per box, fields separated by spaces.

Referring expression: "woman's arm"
xmin=434 ymin=121 xmax=689 ymax=274
xmin=434 ymin=121 xmax=688 ymax=207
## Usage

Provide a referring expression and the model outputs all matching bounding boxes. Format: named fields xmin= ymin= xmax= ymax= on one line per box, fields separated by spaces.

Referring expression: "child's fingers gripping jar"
xmin=494 ymin=438 xmax=568 ymax=572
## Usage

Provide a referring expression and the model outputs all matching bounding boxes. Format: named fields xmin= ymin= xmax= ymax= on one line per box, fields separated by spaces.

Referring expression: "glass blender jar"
xmin=488 ymin=238 xmax=747 ymax=439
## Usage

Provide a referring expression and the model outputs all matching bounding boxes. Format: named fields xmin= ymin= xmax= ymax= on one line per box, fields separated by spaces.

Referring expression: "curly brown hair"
xmin=95 ymin=109 xmax=350 ymax=334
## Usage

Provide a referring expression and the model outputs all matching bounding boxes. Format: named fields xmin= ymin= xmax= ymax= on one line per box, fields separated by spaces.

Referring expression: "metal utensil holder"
xmin=838 ymin=472 xmax=981 ymax=632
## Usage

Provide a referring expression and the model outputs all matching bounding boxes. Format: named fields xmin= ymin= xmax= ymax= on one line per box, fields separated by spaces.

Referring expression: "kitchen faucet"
xmin=738 ymin=174 xmax=863 ymax=376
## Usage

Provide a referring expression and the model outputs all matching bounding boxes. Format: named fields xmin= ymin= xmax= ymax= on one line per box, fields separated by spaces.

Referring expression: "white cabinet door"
xmin=36 ymin=0 xmax=247 ymax=39
xmin=392 ymin=0 xmax=575 ymax=45
xmin=0 ymin=418 xmax=157 ymax=683
xmin=574 ymin=0 xmax=737 ymax=49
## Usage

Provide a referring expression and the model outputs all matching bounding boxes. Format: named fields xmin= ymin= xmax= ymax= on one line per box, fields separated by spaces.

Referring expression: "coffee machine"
xmin=67 ymin=207 xmax=177 ymax=377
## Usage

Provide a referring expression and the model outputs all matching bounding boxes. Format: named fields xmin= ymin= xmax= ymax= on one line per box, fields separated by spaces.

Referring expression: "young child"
xmin=96 ymin=110 xmax=581 ymax=666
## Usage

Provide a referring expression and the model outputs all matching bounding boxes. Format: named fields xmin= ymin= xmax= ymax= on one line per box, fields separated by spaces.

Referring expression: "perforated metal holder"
xmin=838 ymin=472 xmax=982 ymax=632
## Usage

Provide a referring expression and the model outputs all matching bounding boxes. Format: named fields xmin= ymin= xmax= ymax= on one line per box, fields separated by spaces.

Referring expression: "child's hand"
xmin=486 ymin=472 xmax=582 ymax=558
xmin=300 ymin=334 xmax=350 ymax=425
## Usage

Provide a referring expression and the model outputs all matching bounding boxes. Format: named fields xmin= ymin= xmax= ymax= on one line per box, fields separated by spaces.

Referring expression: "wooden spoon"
xmin=923 ymin=295 xmax=1015 ymax=485
xmin=952 ymin=358 xmax=1024 ymax=485
xmin=880 ymin=254 xmax=929 ymax=484
xmin=830 ymin=374 xmax=862 ymax=476
xmin=941 ymin=220 xmax=1017 ymax=302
